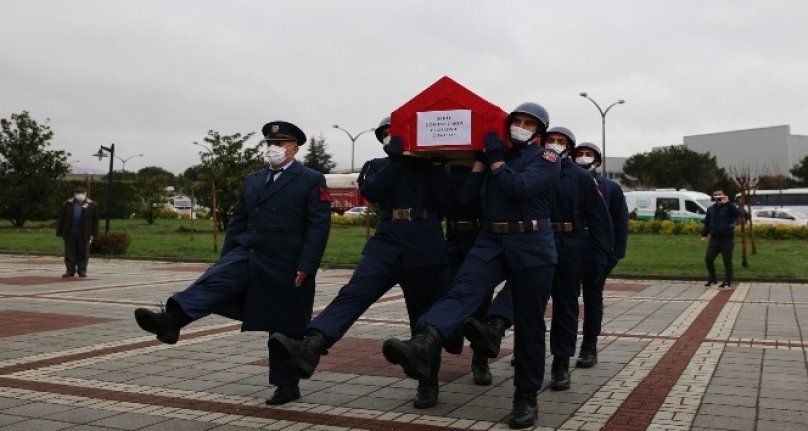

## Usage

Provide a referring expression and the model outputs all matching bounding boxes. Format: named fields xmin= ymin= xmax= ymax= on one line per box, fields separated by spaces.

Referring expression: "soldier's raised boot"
xmin=463 ymin=316 xmax=508 ymax=358
xmin=576 ymin=337 xmax=598 ymax=368
xmin=549 ymin=356 xmax=571 ymax=391
xmin=508 ymin=390 xmax=538 ymax=429
xmin=134 ymin=300 xmax=192 ymax=345
xmin=413 ymin=371 xmax=439 ymax=409
xmin=268 ymin=329 xmax=327 ymax=379
xmin=382 ymin=326 xmax=441 ymax=381
xmin=265 ymin=385 xmax=300 ymax=405
xmin=471 ymin=353 xmax=492 ymax=386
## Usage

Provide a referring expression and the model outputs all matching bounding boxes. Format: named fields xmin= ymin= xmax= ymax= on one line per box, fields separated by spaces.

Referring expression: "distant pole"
xmin=93 ymin=144 xmax=116 ymax=234
xmin=579 ymin=92 xmax=625 ymax=177
xmin=332 ymin=125 xmax=374 ymax=173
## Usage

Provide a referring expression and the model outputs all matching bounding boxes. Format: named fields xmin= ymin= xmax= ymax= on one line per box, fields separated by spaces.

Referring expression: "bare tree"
xmin=730 ymin=164 xmax=767 ymax=267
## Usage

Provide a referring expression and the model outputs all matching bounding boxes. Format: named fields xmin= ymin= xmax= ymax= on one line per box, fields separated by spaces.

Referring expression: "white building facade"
xmin=683 ymin=125 xmax=808 ymax=177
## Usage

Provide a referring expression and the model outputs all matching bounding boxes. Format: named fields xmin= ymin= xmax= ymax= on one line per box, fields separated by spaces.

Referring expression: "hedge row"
xmin=628 ymin=220 xmax=808 ymax=239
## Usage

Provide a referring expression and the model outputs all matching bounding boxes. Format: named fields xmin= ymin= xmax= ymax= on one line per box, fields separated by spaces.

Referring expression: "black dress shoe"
xmin=265 ymin=386 xmax=300 ymax=405
xmin=77 ymin=272 xmax=87 ymax=278
xmin=134 ymin=307 xmax=190 ymax=344
xmin=704 ymin=280 xmax=717 ymax=286
xmin=62 ymin=272 xmax=75 ymax=278
xmin=718 ymin=281 xmax=732 ymax=289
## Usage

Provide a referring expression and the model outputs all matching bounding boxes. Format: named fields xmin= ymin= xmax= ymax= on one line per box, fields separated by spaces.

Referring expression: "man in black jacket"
xmin=56 ymin=186 xmax=99 ymax=278
xmin=701 ymin=186 xmax=740 ymax=288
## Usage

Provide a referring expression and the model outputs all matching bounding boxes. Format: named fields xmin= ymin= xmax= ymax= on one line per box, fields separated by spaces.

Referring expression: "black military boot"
xmin=268 ymin=329 xmax=327 ymax=379
xmin=413 ymin=372 xmax=439 ymax=409
xmin=576 ymin=337 xmax=598 ymax=368
xmin=134 ymin=300 xmax=192 ymax=345
xmin=382 ymin=326 xmax=441 ymax=381
xmin=549 ymin=356 xmax=571 ymax=391
xmin=471 ymin=353 xmax=492 ymax=386
xmin=508 ymin=390 xmax=538 ymax=429
xmin=463 ymin=316 xmax=508 ymax=358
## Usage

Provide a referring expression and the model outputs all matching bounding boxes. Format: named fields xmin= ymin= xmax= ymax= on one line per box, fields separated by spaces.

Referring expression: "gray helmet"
xmin=374 ymin=116 xmax=391 ymax=143
xmin=546 ymin=126 xmax=576 ymax=151
xmin=575 ymin=142 xmax=602 ymax=163
xmin=507 ymin=102 xmax=550 ymax=131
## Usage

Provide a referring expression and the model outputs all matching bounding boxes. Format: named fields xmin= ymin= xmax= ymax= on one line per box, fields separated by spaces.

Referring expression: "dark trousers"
xmin=418 ymin=253 xmax=553 ymax=392
xmin=580 ymin=258 xmax=616 ymax=340
xmin=170 ymin=249 xmax=299 ymax=388
xmin=64 ymin=233 xmax=89 ymax=274
xmin=307 ymin=245 xmax=447 ymax=372
xmin=705 ymin=235 xmax=734 ymax=283
xmin=550 ymin=253 xmax=583 ymax=359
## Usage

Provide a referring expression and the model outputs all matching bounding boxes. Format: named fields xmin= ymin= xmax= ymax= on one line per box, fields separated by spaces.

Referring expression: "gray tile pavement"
xmin=1 ymin=255 xmax=808 ymax=430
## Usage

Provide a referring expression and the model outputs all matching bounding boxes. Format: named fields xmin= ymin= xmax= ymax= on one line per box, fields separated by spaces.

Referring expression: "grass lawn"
xmin=1 ymin=219 xmax=806 ymax=279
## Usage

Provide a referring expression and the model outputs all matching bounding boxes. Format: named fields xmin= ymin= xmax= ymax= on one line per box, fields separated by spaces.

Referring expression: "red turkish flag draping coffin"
xmin=390 ymin=76 xmax=508 ymax=165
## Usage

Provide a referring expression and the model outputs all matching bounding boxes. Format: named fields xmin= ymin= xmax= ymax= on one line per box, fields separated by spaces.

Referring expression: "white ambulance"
xmin=624 ymin=189 xmax=713 ymax=222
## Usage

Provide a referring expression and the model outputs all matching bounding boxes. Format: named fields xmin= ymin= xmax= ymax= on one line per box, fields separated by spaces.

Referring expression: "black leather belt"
xmin=488 ymin=220 xmax=541 ymax=234
xmin=446 ymin=220 xmax=481 ymax=231
xmin=380 ymin=208 xmax=436 ymax=221
xmin=551 ymin=222 xmax=574 ymax=233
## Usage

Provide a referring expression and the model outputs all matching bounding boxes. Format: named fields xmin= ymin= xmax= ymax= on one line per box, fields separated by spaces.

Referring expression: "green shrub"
xmin=628 ymin=219 xmax=808 ymax=239
xmin=90 ymin=232 xmax=131 ymax=255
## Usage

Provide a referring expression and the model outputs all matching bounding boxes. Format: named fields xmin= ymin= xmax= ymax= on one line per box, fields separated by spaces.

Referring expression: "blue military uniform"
xmin=546 ymin=159 xmax=613 ymax=362
xmin=413 ymin=142 xmax=561 ymax=393
xmin=580 ymin=172 xmax=628 ymax=342
xmin=306 ymin=154 xmax=447 ymax=341
xmin=170 ymin=159 xmax=331 ymax=388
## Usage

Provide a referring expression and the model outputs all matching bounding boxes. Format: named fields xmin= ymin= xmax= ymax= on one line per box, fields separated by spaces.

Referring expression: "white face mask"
xmin=382 ymin=136 xmax=391 ymax=145
xmin=509 ymin=125 xmax=534 ymax=143
xmin=74 ymin=193 xmax=86 ymax=201
xmin=545 ymin=143 xmax=566 ymax=154
xmin=575 ymin=156 xmax=595 ymax=168
xmin=266 ymin=145 xmax=288 ymax=166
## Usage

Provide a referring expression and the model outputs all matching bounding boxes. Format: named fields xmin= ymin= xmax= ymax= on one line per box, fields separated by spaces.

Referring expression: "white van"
xmin=625 ymin=190 xmax=713 ymax=222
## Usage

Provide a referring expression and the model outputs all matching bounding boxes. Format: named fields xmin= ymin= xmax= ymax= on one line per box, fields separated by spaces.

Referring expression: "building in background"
xmin=684 ymin=125 xmax=808 ymax=177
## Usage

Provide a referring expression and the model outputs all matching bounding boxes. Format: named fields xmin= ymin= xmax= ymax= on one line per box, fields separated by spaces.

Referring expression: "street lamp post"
xmin=192 ymin=142 xmax=218 ymax=253
xmin=579 ymin=92 xmax=625 ymax=177
xmin=92 ymin=144 xmax=115 ymax=234
xmin=332 ymin=125 xmax=375 ymax=173
xmin=114 ymin=153 xmax=144 ymax=179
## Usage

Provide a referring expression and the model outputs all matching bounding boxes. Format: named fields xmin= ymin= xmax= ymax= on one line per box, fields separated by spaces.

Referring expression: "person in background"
xmin=629 ymin=207 xmax=638 ymax=220
xmin=702 ymin=186 xmax=740 ymax=289
xmin=654 ymin=204 xmax=669 ymax=221
xmin=56 ymin=186 xmax=99 ymax=278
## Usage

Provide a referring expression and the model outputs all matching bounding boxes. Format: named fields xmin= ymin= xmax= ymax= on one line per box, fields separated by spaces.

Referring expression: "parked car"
xmin=750 ymin=208 xmax=808 ymax=226
xmin=343 ymin=206 xmax=368 ymax=217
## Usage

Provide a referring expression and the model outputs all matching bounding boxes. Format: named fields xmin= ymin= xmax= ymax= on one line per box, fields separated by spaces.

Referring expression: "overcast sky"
xmin=2 ymin=1 xmax=807 ymax=175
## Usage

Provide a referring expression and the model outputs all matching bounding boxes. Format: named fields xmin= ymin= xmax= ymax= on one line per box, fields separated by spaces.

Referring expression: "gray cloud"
xmin=2 ymin=0 xmax=807 ymax=174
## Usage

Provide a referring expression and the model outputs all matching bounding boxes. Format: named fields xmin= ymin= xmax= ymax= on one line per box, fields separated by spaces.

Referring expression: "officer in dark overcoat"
xmin=268 ymin=116 xmax=449 ymax=409
xmin=381 ymin=103 xmax=561 ymax=429
xmin=573 ymin=141 xmax=629 ymax=368
xmin=56 ymin=186 xmax=99 ymax=277
xmin=134 ymin=121 xmax=332 ymax=405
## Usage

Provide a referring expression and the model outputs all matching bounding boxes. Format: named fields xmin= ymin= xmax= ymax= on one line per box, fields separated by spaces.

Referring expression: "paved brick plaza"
xmin=1 ymin=255 xmax=807 ymax=430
